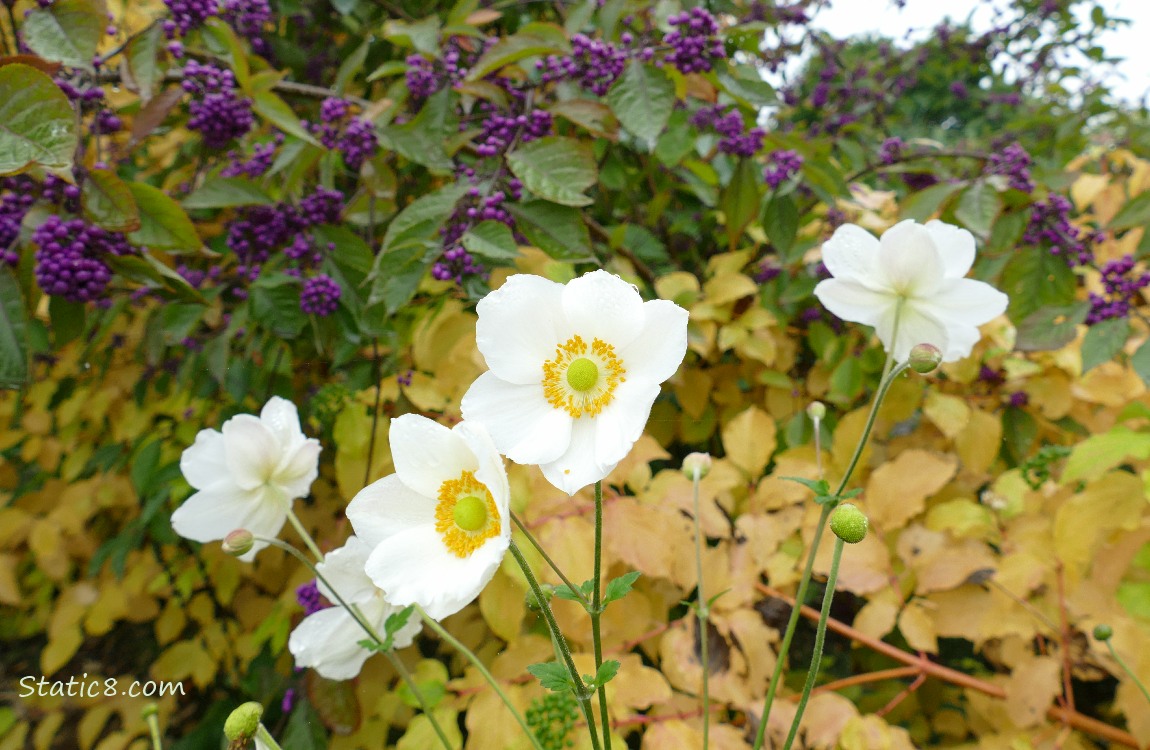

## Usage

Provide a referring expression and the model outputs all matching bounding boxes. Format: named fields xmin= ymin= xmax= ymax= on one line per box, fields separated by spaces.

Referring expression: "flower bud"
xmin=223 ymin=702 xmax=263 ymax=742
xmin=908 ymin=343 xmax=942 ymax=374
xmin=1093 ymin=623 xmax=1113 ymax=641
xmin=682 ymin=452 xmax=712 ymax=481
xmin=526 ymin=583 xmax=554 ymax=612
xmin=222 ymin=529 xmax=254 ymax=557
xmin=829 ymin=503 xmax=868 ymax=544
xmin=806 ymin=401 xmax=826 ymax=421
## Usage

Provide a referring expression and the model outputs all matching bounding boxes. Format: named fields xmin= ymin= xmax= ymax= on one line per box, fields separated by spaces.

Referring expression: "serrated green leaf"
xmin=592 ymin=660 xmax=620 ymax=688
xmin=379 ymin=88 xmax=455 ymax=172
xmin=549 ymin=99 xmax=618 ymax=140
xmin=899 ymin=182 xmax=964 ymax=222
xmin=508 ymin=201 xmax=592 ymax=261
xmin=762 ymin=195 xmax=798 ymax=254
xmin=602 ymin=571 xmax=640 ymax=606
xmin=1109 ymin=191 xmax=1150 ymax=232
xmin=1014 ymin=302 xmax=1090 ymax=352
xmin=125 ymin=23 xmax=163 ymax=101
xmin=253 ymin=90 xmax=321 ymax=147
xmin=607 ymin=60 xmax=674 ymax=149
xmin=383 ymin=605 xmax=415 ymax=647
xmin=527 ymin=662 xmax=576 ymax=693
xmin=721 ymin=158 xmax=761 ymax=248
xmin=461 ymin=221 xmax=519 ymax=261
xmin=1000 ymin=246 xmax=1077 ymax=323
xmin=105 ymin=254 xmax=207 ymax=304
xmin=1081 ymin=317 xmax=1129 ymax=373
xmin=0 ymin=64 xmax=79 ymax=175
xmin=954 ymin=181 xmax=1001 ymax=238
xmin=0 ymin=267 xmax=28 ymax=389
xmin=251 ymin=275 xmax=306 ymax=338
xmin=781 ymin=476 xmax=830 ymax=495
xmin=380 ymin=183 xmax=467 ymax=253
xmin=465 ymin=24 xmax=568 ymax=81
xmin=715 ymin=63 xmax=775 ymax=108
xmin=49 ymin=296 xmax=85 ymax=346
xmin=506 ymin=137 xmax=597 ymax=207
xmin=183 ymin=178 xmax=274 ymax=209
xmin=368 ymin=245 xmax=438 ymax=315
xmin=127 ymin=182 xmax=201 ymax=252
xmin=1133 ymin=339 xmax=1150 ymax=388
xmin=82 ymin=169 xmax=141 ymax=232
xmin=382 ymin=15 xmax=442 ymax=56
xmin=22 ymin=0 xmax=105 ymax=72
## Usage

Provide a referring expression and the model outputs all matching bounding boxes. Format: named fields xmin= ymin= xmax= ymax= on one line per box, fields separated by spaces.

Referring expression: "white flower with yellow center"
xmin=288 ymin=535 xmax=422 ymax=680
xmin=347 ymin=415 xmax=510 ymax=621
xmin=813 ymin=219 xmax=1009 ymax=363
xmin=173 ymin=397 xmax=320 ymax=561
xmin=461 ymin=270 xmax=689 ymax=494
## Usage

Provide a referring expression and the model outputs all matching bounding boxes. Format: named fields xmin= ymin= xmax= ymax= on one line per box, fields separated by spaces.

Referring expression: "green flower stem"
xmin=591 ymin=481 xmax=613 ymax=750
xmin=253 ymin=537 xmax=455 ymax=750
xmin=1106 ymin=641 xmax=1150 ymax=707
xmin=511 ymin=511 xmax=591 ymax=610
xmin=255 ymin=724 xmax=284 ymax=750
xmin=285 ymin=508 xmax=324 ymax=562
xmin=415 ymin=606 xmax=547 ymax=750
xmin=752 ymin=360 xmax=909 ymax=750
xmin=691 ymin=469 xmax=711 ymax=750
xmin=509 ymin=541 xmax=603 ymax=750
xmin=781 ymin=537 xmax=845 ymax=750
xmin=143 ymin=706 xmax=163 ymax=750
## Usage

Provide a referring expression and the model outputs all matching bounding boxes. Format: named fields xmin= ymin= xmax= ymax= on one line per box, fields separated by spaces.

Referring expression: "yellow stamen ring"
xmin=542 ymin=335 xmax=626 ymax=418
xmin=435 ymin=471 xmax=500 ymax=558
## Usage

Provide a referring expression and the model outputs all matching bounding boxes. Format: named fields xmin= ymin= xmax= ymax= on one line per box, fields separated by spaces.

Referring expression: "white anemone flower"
xmin=173 ymin=397 xmax=320 ymax=561
xmin=460 ymin=270 xmax=689 ymax=494
xmin=813 ymin=219 xmax=1009 ymax=363
xmin=288 ymin=535 xmax=422 ymax=680
xmin=347 ymin=415 xmax=511 ymax=621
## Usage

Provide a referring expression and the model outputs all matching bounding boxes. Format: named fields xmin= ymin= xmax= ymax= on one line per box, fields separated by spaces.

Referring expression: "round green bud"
xmin=526 ymin=583 xmax=554 ymax=612
xmin=806 ymin=401 xmax=826 ymax=421
xmin=141 ymin=703 xmax=159 ymax=720
xmin=223 ymin=702 xmax=263 ymax=742
xmin=908 ymin=343 xmax=943 ymax=374
xmin=1093 ymin=623 xmax=1113 ymax=641
xmin=830 ymin=503 xmax=869 ymax=544
xmin=222 ymin=529 xmax=254 ymax=557
xmin=682 ymin=452 xmax=712 ymax=480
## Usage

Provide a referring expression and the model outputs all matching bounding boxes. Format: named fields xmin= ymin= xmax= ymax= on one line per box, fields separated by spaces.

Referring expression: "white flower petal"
xmin=540 ymin=418 xmax=618 ymax=495
xmin=170 ymin=483 xmax=288 ymax=561
xmin=924 ymin=220 xmax=976 ymax=278
xmin=475 ymin=274 xmax=569 ymax=384
xmin=273 ymin=438 xmax=321 ymax=499
xmin=877 ymin=220 xmax=945 ymax=297
xmin=180 ymin=428 xmax=228 ymax=490
xmin=222 ymin=415 xmax=280 ymax=491
xmin=346 ymin=474 xmax=436 ymax=549
xmin=460 ymin=372 xmax=571 ymax=465
xmin=454 ymin=420 xmax=512 ymax=519
xmin=593 ymin=379 xmax=661 ymax=468
xmin=288 ymin=606 xmax=374 ymax=681
xmin=887 ymin=303 xmax=951 ymax=363
xmin=814 ymin=278 xmax=897 ymax=327
xmin=389 ymin=414 xmax=478 ymax=498
xmin=315 ymin=536 xmax=377 ymax=605
xmin=260 ymin=396 xmax=307 ymax=450
xmin=617 ymin=299 xmax=689 ymax=385
xmin=924 ymin=277 xmax=1010 ymax=327
xmin=562 ymin=270 xmax=645 ymax=348
xmin=821 ymin=223 xmax=885 ymax=289
xmin=365 ymin=526 xmax=509 ymax=621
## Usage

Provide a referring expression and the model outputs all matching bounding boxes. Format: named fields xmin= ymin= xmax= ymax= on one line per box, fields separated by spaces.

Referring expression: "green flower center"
xmin=453 ymin=495 xmax=488 ymax=531
xmin=565 ymin=358 xmax=599 ymax=392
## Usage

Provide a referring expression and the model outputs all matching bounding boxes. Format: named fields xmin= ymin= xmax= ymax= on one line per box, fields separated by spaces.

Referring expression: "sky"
xmin=807 ymin=0 xmax=1148 ymax=105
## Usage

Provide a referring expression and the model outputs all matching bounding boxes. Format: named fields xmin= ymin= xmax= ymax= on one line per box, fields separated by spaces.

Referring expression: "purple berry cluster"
xmin=476 ymin=110 xmax=552 ymax=157
xmin=32 ymin=215 xmax=134 ymax=302
xmin=298 ymin=186 xmax=343 ymax=226
xmin=181 ymin=60 xmax=254 ymax=149
xmin=405 ymin=39 xmax=484 ymax=101
xmin=879 ymin=137 xmax=904 ymax=165
xmin=162 ymin=0 xmax=218 ymax=38
xmin=405 ymin=55 xmax=440 ymax=100
xmin=432 ymin=173 xmax=525 ymax=284
xmin=222 ymin=134 xmax=283 ymax=178
xmin=221 ymin=0 xmax=272 ymax=56
xmin=987 ymin=142 xmax=1034 ymax=193
xmin=1023 ymin=194 xmax=1094 ymax=267
xmin=1086 ymin=255 xmax=1150 ymax=324
xmin=690 ymin=105 xmax=764 ymax=157
xmin=764 ymin=150 xmax=804 ymax=189
xmin=663 ymin=8 xmax=726 ymax=75
xmin=309 ymin=98 xmax=378 ymax=170
xmin=226 ymin=186 xmax=342 ymax=282
xmin=1 ymin=177 xmax=36 ymax=266
xmin=295 ymin=580 xmax=325 ymax=615
xmin=299 ymin=273 xmax=341 ymax=316
xmin=538 ymin=34 xmax=628 ymax=96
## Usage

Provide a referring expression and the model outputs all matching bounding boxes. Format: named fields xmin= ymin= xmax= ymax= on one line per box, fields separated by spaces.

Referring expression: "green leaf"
xmin=954 ymin=181 xmax=1001 ymax=238
xmin=507 ymin=201 xmax=593 ymax=261
xmin=252 ymin=90 xmax=321 ymax=147
xmin=183 ymin=178 xmax=274 ymax=209
xmin=715 ymin=63 xmax=775 ymax=108
xmin=49 ymin=297 xmax=85 ymax=346
xmin=549 ymin=99 xmax=618 ymax=140
xmin=158 ymin=302 xmax=204 ymax=345
xmin=526 ymin=662 xmax=576 ymax=693
xmin=591 ymin=660 xmax=620 ymax=689
xmin=368 ymin=245 xmax=439 ymax=315
xmin=127 ymin=182 xmax=201 ymax=252
xmin=1000 ymin=246 xmax=1077 ymax=323
xmin=721 ymin=158 xmax=761 ymax=248
xmin=82 ymin=169 xmax=141 ymax=232
xmin=124 ymin=23 xmax=163 ymax=101
xmin=22 ymin=0 xmax=105 ymax=72
xmin=899 ymin=182 xmax=964 ymax=222
xmin=553 ymin=580 xmax=593 ymax=602
xmin=1014 ymin=302 xmax=1089 ymax=352
xmin=0 ymin=267 xmax=28 ymax=389
xmin=199 ymin=19 xmax=249 ymax=90
xmin=1109 ymin=191 xmax=1150 ymax=232
xmin=506 ymin=137 xmax=597 ymax=207
xmin=381 ymin=183 xmax=467 ymax=252
xmin=602 ymin=571 xmax=640 ymax=606
xmin=382 ymin=15 xmax=442 ymax=56
xmin=379 ymin=88 xmax=454 ymax=173
xmin=762 ymin=195 xmax=799 ymax=255
xmin=1133 ymin=339 xmax=1150 ymax=388
xmin=607 ymin=60 xmax=675 ymax=149
xmin=105 ymin=254 xmax=207 ymax=304
xmin=461 ymin=221 xmax=519 ymax=261
xmin=465 ymin=24 xmax=568 ymax=81
xmin=335 ymin=37 xmax=372 ymax=94
xmin=0 ymin=64 xmax=79 ymax=174
xmin=1003 ymin=406 xmax=1037 ymax=464
xmin=383 ymin=606 xmax=415 ymax=648
xmin=1081 ymin=317 xmax=1129 ymax=373
xmin=251 ymin=275 xmax=306 ymax=338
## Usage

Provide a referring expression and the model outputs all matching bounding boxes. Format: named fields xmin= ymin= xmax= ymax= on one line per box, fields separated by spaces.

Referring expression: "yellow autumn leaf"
xmin=1004 ymin=655 xmax=1061 ymax=728
xmin=1061 ymin=426 xmax=1150 ymax=485
xmin=1053 ymin=470 xmax=1144 ymax=578
xmin=853 ymin=588 xmax=901 ymax=641
xmin=865 ymin=450 xmax=958 ymax=530
xmin=721 ymin=406 xmax=776 ymax=478
xmin=954 ymin=408 xmax=1002 ymax=476
xmin=923 ymin=390 xmax=970 ymax=440
xmin=150 ymin=640 xmax=215 ymax=689
xmin=838 ymin=714 xmax=916 ymax=750
xmin=478 ymin=566 xmax=525 ymax=643
xmin=898 ymin=598 xmax=938 ymax=653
